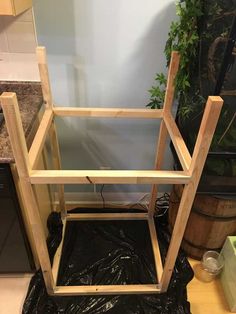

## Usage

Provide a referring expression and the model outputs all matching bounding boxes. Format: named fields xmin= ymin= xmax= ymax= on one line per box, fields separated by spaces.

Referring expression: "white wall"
xmin=33 ymin=0 xmax=177 ymax=193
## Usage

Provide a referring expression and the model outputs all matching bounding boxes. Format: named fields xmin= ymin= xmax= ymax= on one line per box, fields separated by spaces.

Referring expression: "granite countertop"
xmin=0 ymin=82 xmax=43 ymax=163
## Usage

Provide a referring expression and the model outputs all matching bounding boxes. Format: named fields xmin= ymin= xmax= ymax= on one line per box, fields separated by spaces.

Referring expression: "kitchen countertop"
xmin=0 ymin=82 xmax=43 ymax=163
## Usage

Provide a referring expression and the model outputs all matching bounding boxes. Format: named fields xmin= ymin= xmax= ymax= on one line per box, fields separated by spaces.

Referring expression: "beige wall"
xmin=33 ymin=0 xmax=177 ymax=194
xmin=0 ymin=8 xmax=39 ymax=80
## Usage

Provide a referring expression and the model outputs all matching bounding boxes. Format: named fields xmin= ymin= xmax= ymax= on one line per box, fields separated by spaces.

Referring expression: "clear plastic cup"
xmin=202 ymin=251 xmax=224 ymax=275
xmin=194 ymin=251 xmax=224 ymax=282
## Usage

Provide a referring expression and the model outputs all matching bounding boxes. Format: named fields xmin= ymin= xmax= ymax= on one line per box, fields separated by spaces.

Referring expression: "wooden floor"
xmin=188 ymin=259 xmax=231 ymax=314
xmin=0 ymin=259 xmax=232 ymax=313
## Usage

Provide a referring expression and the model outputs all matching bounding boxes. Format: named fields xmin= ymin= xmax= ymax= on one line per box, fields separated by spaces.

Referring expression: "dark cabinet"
xmin=0 ymin=164 xmax=35 ymax=272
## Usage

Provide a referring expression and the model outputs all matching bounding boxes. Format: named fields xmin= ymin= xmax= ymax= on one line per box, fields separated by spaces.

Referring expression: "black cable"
xmin=154 ymin=192 xmax=170 ymax=217
xmin=100 ymin=184 xmax=105 ymax=208
xmin=99 ymin=188 xmax=174 ymax=215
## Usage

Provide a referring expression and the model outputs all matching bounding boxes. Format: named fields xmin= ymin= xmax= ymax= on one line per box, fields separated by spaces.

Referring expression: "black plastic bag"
xmin=23 ymin=208 xmax=193 ymax=314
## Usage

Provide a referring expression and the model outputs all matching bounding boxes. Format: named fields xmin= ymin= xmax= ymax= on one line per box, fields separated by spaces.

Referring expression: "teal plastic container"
xmin=220 ymin=236 xmax=236 ymax=312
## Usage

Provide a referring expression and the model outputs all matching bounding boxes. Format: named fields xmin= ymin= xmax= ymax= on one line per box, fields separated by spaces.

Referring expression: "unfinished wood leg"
xmin=28 ymin=109 xmax=53 ymax=169
xmin=20 ymin=180 xmax=55 ymax=293
xmin=148 ymin=217 xmax=163 ymax=282
xmin=36 ymin=46 xmax=66 ymax=217
xmin=149 ymin=122 xmax=168 ymax=215
xmin=49 ymin=120 xmax=66 ymax=217
xmin=161 ymin=183 xmax=194 ymax=292
xmin=36 ymin=46 xmax=53 ymax=109
xmin=164 ymin=112 xmax=191 ymax=171
xmin=0 ymin=93 xmax=55 ymax=294
xmin=149 ymin=51 xmax=180 ymax=215
xmin=161 ymin=96 xmax=223 ymax=292
xmin=52 ymin=218 xmax=66 ymax=284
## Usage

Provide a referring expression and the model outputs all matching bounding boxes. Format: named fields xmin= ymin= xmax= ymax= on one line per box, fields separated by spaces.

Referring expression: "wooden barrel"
xmin=169 ymin=185 xmax=236 ymax=260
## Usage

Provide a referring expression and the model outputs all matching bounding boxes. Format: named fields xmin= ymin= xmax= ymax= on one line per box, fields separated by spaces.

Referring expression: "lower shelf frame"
xmin=53 ymin=284 xmax=161 ymax=296
xmin=51 ymin=211 xmax=163 ymax=296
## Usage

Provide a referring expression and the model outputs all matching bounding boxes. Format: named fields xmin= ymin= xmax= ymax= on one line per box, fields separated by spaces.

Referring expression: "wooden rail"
xmin=149 ymin=51 xmax=181 ymax=214
xmin=164 ymin=112 xmax=192 ymax=171
xmin=52 ymin=218 xmax=66 ymax=284
xmin=29 ymin=109 xmax=53 ymax=169
xmin=54 ymin=284 xmax=161 ymax=296
xmin=66 ymin=213 xmax=149 ymax=220
xmin=53 ymin=107 xmax=163 ymax=119
xmin=29 ymin=170 xmax=191 ymax=185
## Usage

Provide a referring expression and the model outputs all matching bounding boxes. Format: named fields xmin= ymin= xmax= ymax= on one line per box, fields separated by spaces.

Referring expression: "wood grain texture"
xmin=0 ymin=93 xmax=30 ymax=176
xmin=164 ymin=112 xmax=191 ymax=171
xmin=149 ymin=51 xmax=180 ymax=214
xmin=66 ymin=213 xmax=148 ymax=221
xmin=54 ymin=284 xmax=161 ymax=296
xmin=190 ymin=96 xmax=224 ymax=175
xmin=148 ymin=217 xmax=163 ymax=283
xmin=36 ymin=47 xmax=65 ymax=214
xmin=148 ymin=121 xmax=169 ymax=215
xmin=52 ymin=219 xmax=66 ymax=284
xmin=10 ymin=113 xmax=53 ymax=267
xmin=36 ymin=47 xmax=53 ymax=109
xmin=188 ymin=259 xmax=232 ymax=314
xmin=29 ymin=170 xmax=191 ymax=185
xmin=49 ymin=121 xmax=66 ymax=216
xmin=28 ymin=109 xmax=53 ymax=169
xmin=163 ymin=51 xmax=180 ymax=113
xmin=53 ymin=107 xmax=163 ymax=119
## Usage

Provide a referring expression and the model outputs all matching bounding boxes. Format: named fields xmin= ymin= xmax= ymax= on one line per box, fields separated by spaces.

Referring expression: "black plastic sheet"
xmin=23 ymin=208 xmax=194 ymax=314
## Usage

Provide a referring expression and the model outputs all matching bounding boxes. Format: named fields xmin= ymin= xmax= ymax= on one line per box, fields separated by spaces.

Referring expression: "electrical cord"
xmin=99 ymin=188 xmax=174 ymax=217
xmin=100 ymin=186 xmax=150 ymax=210
xmin=100 ymin=184 xmax=105 ymax=208
xmin=108 ymin=193 xmax=150 ymax=211
xmin=154 ymin=192 xmax=170 ymax=217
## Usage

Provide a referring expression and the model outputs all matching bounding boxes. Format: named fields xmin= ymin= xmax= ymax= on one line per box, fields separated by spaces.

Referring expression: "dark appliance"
xmin=0 ymin=164 xmax=35 ymax=272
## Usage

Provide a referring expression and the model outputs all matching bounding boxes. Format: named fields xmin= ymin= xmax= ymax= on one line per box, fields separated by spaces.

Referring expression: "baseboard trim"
xmin=54 ymin=192 xmax=151 ymax=207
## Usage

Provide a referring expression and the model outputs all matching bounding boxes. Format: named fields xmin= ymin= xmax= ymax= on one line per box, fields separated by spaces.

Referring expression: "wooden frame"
xmin=0 ymin=46 xmax=223 ymax=296
xmin=0 ymin=0 xmax=32 ymax=16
